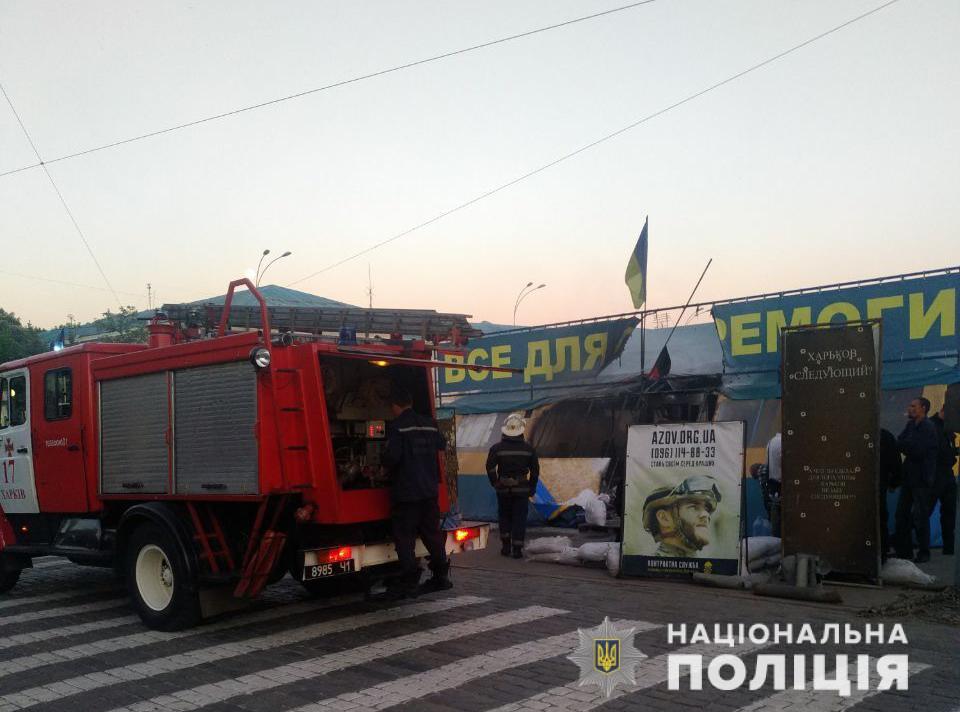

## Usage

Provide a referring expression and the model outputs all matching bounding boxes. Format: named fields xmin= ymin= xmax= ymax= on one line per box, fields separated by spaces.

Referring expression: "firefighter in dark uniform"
xmin=486 ymin=413 xmax=540 ymax=558
xmin=381 ymin=385 xmax=451 ymax=599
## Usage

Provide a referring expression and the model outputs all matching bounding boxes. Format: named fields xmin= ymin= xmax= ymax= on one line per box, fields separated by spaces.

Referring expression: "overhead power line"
xmin=1 ymin=81 xmax=124 ymax=308
xmin=288 ymin=0 xmax=903 ymax=287
xmin=0 ymin=1 xmax=657 ymax=179
xmin=0 ymin=269 xmax=145 ymax=299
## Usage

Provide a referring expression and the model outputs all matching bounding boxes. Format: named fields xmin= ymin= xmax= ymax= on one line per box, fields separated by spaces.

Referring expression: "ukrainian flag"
xmin=624 ymin=218 xmax=648 ymax=309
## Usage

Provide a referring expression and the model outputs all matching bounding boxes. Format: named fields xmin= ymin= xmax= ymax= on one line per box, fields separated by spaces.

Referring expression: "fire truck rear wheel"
xmin=126 ymin=522 xmax=200 ymax=631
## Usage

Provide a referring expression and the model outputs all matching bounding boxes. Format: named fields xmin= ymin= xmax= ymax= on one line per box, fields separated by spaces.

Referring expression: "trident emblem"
xmin=594 ymin=639 xmax=620 ymax=674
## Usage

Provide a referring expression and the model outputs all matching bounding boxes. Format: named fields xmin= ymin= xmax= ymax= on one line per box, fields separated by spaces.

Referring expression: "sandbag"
xmin=527 ymin=545 xmax=581 ymax=565
xmin=881 ymin=558 xmax=936 ymax=586
xmin=584 ymin=498 xmax=607 ymax=526
xmin=563 ymin=489 xmax=610 ymax=527
xmin=746 ymin=553 xmax=782 ymax=573
xmin=564 ymin=489 xmax=599 ymax=509
xmin=742 ymin=536 xmax=781 ymax=562
xmin=578 ymin=542 xmax=612 ymax=562
xmin=606 ymin=543 xmax=621 ymax=576
xmin=525 ymin=536 xmax=573 ymax=555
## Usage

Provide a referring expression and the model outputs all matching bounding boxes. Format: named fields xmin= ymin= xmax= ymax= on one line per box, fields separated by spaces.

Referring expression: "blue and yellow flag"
xmin=624 ymin=218 xmax=648 ymax=309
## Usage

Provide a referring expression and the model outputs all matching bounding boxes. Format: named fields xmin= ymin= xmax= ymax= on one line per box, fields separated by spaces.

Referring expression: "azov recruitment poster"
xmin=622 ymin=421 xmax=744 ymax=576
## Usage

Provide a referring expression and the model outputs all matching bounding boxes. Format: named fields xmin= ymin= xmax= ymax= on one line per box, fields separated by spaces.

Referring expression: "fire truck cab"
xmin=0 ymin=281 xmax=488 ymax=629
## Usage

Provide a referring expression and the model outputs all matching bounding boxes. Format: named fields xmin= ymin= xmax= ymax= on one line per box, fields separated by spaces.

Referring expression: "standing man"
xmin=878 ymin=428 xmax=902 ymax=562
xmin=486 ymin=413 xmax=540 ymax=559
xmin=381 ymin=385 xmax=451 ymax=599
xmin=930 ymin=405 xmax=958 ymax=555
xmin=895 ymin=397 xmax=939 ymax=563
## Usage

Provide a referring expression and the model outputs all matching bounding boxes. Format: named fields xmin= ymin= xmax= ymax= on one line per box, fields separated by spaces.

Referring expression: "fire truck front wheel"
xmin=125 ymin=523 xmax=200 ymax=630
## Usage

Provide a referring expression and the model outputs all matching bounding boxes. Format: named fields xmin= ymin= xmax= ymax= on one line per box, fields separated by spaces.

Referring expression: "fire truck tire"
xmin=125 ymin=523 xmax=201 ymax=630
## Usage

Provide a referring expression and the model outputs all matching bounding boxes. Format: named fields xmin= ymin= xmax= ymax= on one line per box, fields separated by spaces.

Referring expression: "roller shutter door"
xmin=100 ymin=372 xmax=169 ymax=494
xmin=174 ymin=361 xmax=258 ymax=494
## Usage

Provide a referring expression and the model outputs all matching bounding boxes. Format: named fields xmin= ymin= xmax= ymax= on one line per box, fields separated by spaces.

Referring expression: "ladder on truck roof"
xmin=160 ymin=301 xmax=484 ymax=344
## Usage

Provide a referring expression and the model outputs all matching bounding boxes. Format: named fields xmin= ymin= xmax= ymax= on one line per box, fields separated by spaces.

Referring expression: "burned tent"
xmin=443 ymin=320 xmax=724 ymax=522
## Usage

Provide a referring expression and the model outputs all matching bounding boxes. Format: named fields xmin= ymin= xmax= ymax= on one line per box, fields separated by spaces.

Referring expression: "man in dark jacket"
xmin=894 ymin=397 xmax=939 ymax=563
xmin=381 ymin=385 xmax=450 ymax=598
xmin=930 ymin=405 xmax=958 ymax=555
xmin=877 ymin=428 xmax=902 ymax=562
xmin=486 ymin=413 xmax=540 ymax=559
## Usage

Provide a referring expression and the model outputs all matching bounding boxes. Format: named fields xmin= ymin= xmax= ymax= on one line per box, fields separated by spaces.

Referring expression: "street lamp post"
xmin=257 ymin=251 xmax=292 ymax=287
xmin=254 ymin=249 xmax=270 ymax=286
xmin=513 ymin=282 xmax=546 ymax=326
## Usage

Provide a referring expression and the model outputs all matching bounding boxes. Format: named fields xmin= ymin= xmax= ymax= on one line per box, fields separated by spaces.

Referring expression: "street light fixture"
xmin=257 ymin=251 xmax=292 ymax=287
xmin=512 ymin=282 xmax=533 ymax=325
xmin=513 ymin=282 xmax=546 ymax=326
xmin=254 ymin=249 xmax=270 ymax=285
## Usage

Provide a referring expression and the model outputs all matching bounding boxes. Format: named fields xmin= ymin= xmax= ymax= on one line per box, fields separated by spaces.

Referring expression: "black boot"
xmin=374 ymin=568 xmax=422 ymax=601
xmin=420 ymin=562 xmax=454 ymax=594
xmin=500 ymin=538 xmax=511 ymax=557
xmin=512 ymin=544 xmax=523 ymax=559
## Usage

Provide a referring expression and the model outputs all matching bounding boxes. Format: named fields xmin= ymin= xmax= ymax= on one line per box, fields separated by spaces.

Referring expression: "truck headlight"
xmin=250 ymin=347 xmax=271 ymax=369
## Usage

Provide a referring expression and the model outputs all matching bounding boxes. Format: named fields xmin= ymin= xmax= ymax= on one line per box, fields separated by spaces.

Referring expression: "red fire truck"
xmin=0 ymin=280 xmax=489 ymax=629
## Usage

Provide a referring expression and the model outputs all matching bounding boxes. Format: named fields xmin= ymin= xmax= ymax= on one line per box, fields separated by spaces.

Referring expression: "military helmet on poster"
xmin=642 ymin=475 xmax=722 ymax=535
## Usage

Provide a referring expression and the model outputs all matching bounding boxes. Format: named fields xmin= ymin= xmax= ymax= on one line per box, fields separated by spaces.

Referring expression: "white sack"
xmin=528 ymin=546 xmax=582 ymax=565
xmin=564 ymin=489 xmax=599 ymax=509
xmin=578 ymin=542 xmax=612 ymax=562
xmin=525 ymin=536 xmax=573 ymax=555
xmin=881 ymin=558 xmax=936 ymax=586
xmin=584 ymin=498 xmax=607 ymax=526
xmin=742 ymin=536 xmax=781 ymax=563
xmin=606 ymin=543 xmax=621 ymax=576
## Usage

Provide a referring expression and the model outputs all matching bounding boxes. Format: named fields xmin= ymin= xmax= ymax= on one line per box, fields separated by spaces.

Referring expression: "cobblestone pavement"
xmin=1 ymin=553 xmax=957 ymax=712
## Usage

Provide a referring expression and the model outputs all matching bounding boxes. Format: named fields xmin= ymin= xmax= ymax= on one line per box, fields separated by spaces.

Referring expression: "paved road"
xmin=0 ymin=553 xmax=957 ymax=712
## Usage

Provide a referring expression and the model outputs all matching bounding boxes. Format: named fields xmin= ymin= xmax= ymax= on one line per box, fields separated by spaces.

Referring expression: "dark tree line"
xmin=1 ymin=306 xmax=148 ymax=365
xmin=0 ymin=310 xmax=46 ymax=363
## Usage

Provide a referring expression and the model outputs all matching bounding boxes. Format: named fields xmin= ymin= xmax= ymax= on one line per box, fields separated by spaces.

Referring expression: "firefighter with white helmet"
xmin=485 ymin=413 xmax=540 ymax=558
xmin=643 ymin=475 xmax=721 ymax=557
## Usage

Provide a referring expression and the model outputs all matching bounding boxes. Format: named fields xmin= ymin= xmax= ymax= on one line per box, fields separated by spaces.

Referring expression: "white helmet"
xmin=501 ymin=413 xmax=525 ymax=437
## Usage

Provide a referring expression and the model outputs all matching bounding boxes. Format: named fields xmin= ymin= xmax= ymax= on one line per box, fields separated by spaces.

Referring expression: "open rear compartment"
xmin=318 ymin=354 xmax=435 ymax=496
xmin=287 ymin=354 xmax=462 ymax=587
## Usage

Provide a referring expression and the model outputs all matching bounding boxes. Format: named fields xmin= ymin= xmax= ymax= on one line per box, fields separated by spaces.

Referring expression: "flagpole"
xmin=640 ymin=310 xmax=646 ymax=374
xmin=639 ymin=215 xmax=648 ymax=373
xmin=661 ymin=258 xmax=712 ymax=355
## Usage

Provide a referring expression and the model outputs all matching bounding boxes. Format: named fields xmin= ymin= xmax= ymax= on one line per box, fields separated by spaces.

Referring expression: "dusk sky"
xmin=1 ymin=0 xmax=957 ymax=329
